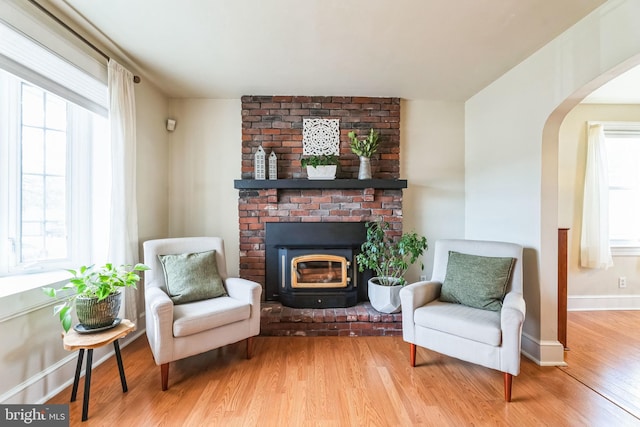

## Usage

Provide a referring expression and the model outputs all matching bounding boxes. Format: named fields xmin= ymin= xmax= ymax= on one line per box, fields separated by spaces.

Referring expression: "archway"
xmin=541 ymin=54 xmax=640 ymax=357
xmin=540 ymin=59 xmax=640 ymax=416
xmin=465 ymin=0 xmax=640 ymax=365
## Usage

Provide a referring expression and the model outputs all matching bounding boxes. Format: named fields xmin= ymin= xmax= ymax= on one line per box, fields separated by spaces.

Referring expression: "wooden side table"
xmin=63 ymin=318 xmax=135 ymax=422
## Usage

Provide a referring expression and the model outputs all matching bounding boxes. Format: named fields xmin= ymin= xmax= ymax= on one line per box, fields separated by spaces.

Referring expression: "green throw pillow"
xmin=159 ymin=249 xmax=227 ymax=305
xmin=440 ymin=251 xmax=515 ymax=311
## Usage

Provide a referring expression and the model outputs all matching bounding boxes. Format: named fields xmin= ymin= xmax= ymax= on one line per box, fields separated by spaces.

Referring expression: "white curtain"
xmin=580 ymin=123 xmax=613 ymax=269
xmin=107 ymin=59 xmax=140 ymax=321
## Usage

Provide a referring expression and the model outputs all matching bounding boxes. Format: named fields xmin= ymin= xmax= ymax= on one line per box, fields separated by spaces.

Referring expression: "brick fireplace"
xmin=235 ymin=95 xmax=405 ymax=335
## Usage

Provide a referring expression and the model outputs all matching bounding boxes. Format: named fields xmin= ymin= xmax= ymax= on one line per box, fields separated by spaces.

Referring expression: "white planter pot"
xmin=368 ymin=277 xmax=402 ymax=313
xmin=306 ymin=165 xmax=336 ymax=180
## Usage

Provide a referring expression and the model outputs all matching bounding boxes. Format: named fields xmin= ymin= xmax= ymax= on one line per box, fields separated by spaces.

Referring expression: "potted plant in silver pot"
xmin=44 ymin=263 xmax=149 ymax=332
xmin=348 ymin=128 xmax=380 ymax=180
xmin=356 ymin=220 xmax=428 ymax=313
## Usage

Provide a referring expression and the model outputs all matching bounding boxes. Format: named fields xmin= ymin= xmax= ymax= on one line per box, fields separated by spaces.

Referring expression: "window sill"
xmin=0 ymin=270 xmax=70 ymax=298
xmin=0 ymin=270 xmax=71 ymax=322
xmin=611 ymin=246 xmax=640 ymax=256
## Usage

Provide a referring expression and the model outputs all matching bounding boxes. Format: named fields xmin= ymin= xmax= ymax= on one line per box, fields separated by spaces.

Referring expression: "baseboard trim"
xmin=0 ymin=352 xmax=77 ymax=404
xmin=521 ymin=332 xmax=566 ymax=366
xmin=568 ymin=294 xmax=640 ymax=311
xmin=0 ymin=328 xmax=146 ymax=404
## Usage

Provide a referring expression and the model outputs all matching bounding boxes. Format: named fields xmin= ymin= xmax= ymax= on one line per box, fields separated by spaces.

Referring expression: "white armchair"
xmin=143 ymin=237 xmax=262 ymax=390
xmin=400 ymin=239 xmax=525 ymax=401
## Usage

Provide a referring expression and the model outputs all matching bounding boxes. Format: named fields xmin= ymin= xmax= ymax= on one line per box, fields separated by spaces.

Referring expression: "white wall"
xmin=401 ymin=100 xmax=466 ymax=278
xmin=465 ymin=0 xmax=640 ymax=365
xmin=137 ymin=81 xmax=171 ymax=246
xmin=167 ymin=99 xmax=242 ymax=275
xmin=559 ymin=103 xmax=640 ymax=310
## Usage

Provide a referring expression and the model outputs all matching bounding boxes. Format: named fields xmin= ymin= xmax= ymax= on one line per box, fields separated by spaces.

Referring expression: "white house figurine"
xmin=269 ymin=151 xmax=278 ymax=180
xmin=254 ymin=146 xmax=266 ymax=180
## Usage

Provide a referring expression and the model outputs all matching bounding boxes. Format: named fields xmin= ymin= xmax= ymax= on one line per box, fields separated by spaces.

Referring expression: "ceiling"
xmin=52 ymin=0 xmax=608 ymax=101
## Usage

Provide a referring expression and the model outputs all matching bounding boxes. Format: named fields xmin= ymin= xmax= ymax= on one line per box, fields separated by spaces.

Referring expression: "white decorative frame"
xmin=303 ymin=119 xmax=340 ymax=156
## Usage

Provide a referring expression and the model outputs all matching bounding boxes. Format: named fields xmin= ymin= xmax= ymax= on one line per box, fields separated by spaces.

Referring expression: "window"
xmin=0 ymin=8 xmax=109 ymax=282
xmin=0 ymin=69 xmax=109 ymax=275
xmin=21 ymin=83 xmax=69 ymax=264
xmin=604 ymin=123 xmax=640 ymax=254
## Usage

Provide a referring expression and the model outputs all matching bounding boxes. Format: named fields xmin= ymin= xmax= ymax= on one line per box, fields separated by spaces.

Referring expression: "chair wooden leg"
xmin=247 ymin=337 xmax=254 ymax=360
xmin=410 ymin=343 xmax=416 ymax=367
xmin=504 ymin=372 xmax=513 ymax=402
xmin=161 ymin=363 xmax=169 ymax=391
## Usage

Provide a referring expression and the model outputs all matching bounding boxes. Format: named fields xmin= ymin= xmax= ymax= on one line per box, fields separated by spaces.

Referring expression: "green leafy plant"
xmin=43 ymin=263 xmax=149 ymax=332
xmin=356 ymin=220 xmax=428 ymax=286
xmin=348 ymin=129 xmax=380 ymax=158
xmin=301 ymin=154 xmax=339 ymax=168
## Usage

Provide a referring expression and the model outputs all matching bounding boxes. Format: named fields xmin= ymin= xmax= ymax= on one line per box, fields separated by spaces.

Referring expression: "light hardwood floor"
xmin=47 ymin=311 xmax=640 ymax=426
xmin=561 ymin=310 xmax=640 ymax=420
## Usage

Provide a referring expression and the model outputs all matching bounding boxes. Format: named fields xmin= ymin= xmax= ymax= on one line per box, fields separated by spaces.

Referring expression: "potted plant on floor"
xmin=44 ymin=263 xmax=149 ymax=332
xmin=348 ymin=128 xmax=380 ymax=180
xmin=301 ymin=154 xmax=340 ymax=180
xmin=356 ymin=220 xmax=428 ymax=313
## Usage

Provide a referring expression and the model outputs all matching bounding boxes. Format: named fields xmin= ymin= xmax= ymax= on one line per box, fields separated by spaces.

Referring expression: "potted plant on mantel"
xmin=348 ymin=128 xmax=380 ymax=180
xmin=356 ymin=220 xmax=428 ymax=313
xmin=301 ymin=154 xmax=339 ymax=180
xmin=44 ymin=263 xmax=149 ymax=333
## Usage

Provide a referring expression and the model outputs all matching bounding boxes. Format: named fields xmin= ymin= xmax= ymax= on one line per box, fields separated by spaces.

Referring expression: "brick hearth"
xmin=260 ymin=302 xmax=403 ymax=336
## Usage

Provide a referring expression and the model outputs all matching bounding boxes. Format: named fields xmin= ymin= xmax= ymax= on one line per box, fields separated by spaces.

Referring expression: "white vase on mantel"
xmin=358 ymin=156 xmax=372 ymax=180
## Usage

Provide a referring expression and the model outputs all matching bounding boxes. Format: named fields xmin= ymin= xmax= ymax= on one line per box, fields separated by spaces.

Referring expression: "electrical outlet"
xmin=619 ymin=277 xmax=627 ymax=288
xmin=419 ymin=275 xmax=427 ymax=281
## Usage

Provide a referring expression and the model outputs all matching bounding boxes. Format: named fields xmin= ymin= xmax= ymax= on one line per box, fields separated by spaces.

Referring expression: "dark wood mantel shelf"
xmin=234 ymin=179 xmax=408 ymax=190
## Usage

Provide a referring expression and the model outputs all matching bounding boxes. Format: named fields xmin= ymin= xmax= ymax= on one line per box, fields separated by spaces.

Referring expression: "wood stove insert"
xmin=265 ymin=222 xmax=370 ymax=308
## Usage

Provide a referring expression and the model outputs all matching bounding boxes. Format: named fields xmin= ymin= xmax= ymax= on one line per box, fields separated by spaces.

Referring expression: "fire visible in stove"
xmin=278 ymin=247 xmax=359 ymax=308
xmin=292 ymin=254 xmax=349 ymax=288
xmin=265 ymin=222 xmax=368 ymax=307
